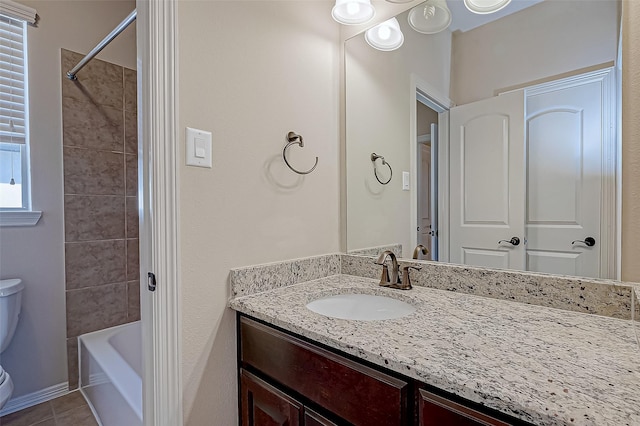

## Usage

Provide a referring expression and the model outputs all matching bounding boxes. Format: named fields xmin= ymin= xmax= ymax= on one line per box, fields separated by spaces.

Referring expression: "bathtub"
xmin=79 ymin=321 xmax=142 ymax=426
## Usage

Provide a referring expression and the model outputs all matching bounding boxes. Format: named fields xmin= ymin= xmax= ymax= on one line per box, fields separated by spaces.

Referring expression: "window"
xmin=0 ymin=15 xmax=29 ymax=210
xmin=0 ymin=1 xmax=39 ymax=226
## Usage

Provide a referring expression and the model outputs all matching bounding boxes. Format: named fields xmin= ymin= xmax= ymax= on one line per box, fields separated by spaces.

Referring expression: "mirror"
xmin=345 ymin=0 xmax=621 ymax=279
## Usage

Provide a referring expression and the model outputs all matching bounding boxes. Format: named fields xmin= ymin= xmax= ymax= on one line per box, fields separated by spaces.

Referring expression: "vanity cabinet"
xmin=239 ymin=315 xmax=526 ymax=426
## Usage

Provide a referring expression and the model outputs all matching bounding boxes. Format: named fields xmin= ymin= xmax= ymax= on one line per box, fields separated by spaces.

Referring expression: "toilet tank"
xmin=0 ymin=279 xmax=24 ymax=353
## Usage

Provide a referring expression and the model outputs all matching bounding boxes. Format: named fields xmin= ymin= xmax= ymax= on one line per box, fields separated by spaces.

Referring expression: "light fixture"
xmin=463 ymin=0 xmax=511 ymax=14
xmin=408 ymin=0 xmax=452 ymax=34
xmin=332 ymin=0 xmax=375 ymax=25
xmin=365 ymin=18 xmax=404 ymax=51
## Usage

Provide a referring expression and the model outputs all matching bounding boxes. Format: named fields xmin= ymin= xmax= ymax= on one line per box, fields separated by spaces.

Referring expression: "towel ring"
xmin=371 ymin=153 xmax=392 ymax=185
xmin=283 ymin=131 xmax=318 ymax=175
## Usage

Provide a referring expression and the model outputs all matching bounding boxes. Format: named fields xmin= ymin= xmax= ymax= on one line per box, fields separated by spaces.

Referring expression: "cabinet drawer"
xmin=240 ymin=316 xmax=409 ymax=425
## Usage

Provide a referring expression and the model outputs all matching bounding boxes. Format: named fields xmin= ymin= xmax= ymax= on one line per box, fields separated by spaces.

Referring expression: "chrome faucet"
xmin=374 ymin=251 xmax=419 ymax=290
xmin=412 ymin=244 xmax=429 ymax=260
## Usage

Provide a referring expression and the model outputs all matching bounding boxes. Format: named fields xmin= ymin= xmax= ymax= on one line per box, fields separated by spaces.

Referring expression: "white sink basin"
xmin=306 ymin=294 xmax=415 ymax=321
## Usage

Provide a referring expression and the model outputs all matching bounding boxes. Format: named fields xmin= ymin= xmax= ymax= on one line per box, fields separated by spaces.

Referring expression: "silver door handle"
xmin=498 ymin=237 xmax=520 ymax=246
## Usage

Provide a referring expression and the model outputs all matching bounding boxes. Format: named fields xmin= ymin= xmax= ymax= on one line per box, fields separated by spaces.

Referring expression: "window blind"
xmin=0 ymin=15 xmax=26 ymax=144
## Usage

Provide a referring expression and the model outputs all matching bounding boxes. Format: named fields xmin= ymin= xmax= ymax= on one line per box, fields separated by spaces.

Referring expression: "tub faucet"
xmin=413 ymin=244 xmax=429 ymax=260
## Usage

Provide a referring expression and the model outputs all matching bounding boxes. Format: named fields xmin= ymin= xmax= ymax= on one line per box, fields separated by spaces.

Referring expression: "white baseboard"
xmin=0 ymin=382 xmax=69 ymax=416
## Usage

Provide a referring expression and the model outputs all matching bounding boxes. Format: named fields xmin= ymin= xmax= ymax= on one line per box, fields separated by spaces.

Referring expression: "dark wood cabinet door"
xmin=303 ymin=408 xmax=338 ymax=426
xmin=418 ymin=389 xmax=512 ymax=426
xmin=240 ymin=316 xmax=409 ymax=425
xmin=241 ymin=369 xmax=302 ymax=426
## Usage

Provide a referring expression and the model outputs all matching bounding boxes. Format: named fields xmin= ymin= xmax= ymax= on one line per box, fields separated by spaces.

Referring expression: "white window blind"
xmin=0 ymin=15 xmax=26 ymax=145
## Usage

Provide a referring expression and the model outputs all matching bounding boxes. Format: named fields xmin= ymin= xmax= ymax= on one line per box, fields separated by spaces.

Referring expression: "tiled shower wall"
xmin=61 ymin=49 xmax=139 ymax=388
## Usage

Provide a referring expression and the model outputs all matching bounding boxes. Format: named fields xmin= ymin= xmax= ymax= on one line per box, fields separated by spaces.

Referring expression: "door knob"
xmin=498 ymin=237 xmax=520 ymax=246
xmin=572 ymin=237 xmax=596 ymax=247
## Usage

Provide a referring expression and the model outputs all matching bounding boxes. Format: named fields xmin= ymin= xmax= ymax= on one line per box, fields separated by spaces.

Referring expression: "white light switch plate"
xmin=402 ymin=171 xmax=410 ymax=191
xmin=186 ymin=127 xmax=212 ymax=168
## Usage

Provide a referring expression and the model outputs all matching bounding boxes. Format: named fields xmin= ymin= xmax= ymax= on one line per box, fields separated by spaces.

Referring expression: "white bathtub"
xmin=79 ymin=321 xmax=142 ymax=426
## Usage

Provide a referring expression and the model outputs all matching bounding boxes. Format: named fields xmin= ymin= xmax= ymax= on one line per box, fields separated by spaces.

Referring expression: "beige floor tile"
xmin=50 ymin=391 xmax=87 ymax=417
xmin=54 ymin=405 xmax=97 ymax=426
xmin=0 ymin=402 xmax=53 ymax=426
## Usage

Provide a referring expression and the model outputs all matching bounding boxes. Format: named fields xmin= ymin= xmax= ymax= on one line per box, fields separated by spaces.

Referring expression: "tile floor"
xmin=0 ymin=391 xmax=97 ymax=426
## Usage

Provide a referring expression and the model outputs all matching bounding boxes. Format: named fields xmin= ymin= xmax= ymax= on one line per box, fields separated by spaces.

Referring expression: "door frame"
xmin=137 ymin=1 xmax=183 ymax=425
xmin=409 ymin=74 xmax=452 ymax=261
xmin=522 ymin=67 xmax=617 ymax=279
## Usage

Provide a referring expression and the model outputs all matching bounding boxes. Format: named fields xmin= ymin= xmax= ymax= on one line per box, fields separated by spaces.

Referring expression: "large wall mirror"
xmin=345 ymin=0 xmax=621 ymax=280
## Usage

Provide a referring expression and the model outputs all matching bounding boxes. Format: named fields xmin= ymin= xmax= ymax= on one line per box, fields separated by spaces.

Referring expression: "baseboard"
xmin=0 ymin=382 xmax=69 ymax=417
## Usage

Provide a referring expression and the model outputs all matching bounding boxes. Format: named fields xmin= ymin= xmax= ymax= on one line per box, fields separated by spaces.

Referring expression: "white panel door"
xmin=417 ymin=142 xmax=432 ymax=259
xmin=526 ymin=80 xmax=603 ymax=278
xmin=449 ymin=91 xmax=526 ymax=270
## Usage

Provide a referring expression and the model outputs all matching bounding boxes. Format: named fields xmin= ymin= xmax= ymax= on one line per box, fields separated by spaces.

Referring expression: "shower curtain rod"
xmin=66 ymin=9 xmax=137 ymax=81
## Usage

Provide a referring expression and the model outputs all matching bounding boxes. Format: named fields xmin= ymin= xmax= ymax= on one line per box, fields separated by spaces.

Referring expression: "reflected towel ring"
xmin=283 ymin=131 xmax=318 ymax=175
xmin=371 ymin=153 xmax=392 ymax=185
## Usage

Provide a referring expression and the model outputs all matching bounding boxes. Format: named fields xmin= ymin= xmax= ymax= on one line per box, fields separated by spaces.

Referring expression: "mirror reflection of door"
xmin=448 ymin=68 xmax=615 ymax=279
xmin=525 ymin=69 xmax=615 ymax=278
xmin=416 ymin=101 xmax=439 ymax=261
xmin=449 ymin=91 xmax=526 ymax=271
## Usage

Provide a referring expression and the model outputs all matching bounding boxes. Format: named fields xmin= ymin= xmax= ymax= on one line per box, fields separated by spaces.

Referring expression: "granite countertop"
xmin=229 ymin=274 xmax=640 ymax=426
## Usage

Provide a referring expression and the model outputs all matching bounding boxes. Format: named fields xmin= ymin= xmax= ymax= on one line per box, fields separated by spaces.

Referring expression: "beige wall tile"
xmin=65 ymin=240 xmax=126 ymax=289
xmin=126 ymin=239 xmax=139 ymax=282
xmin=126 ymin=196 xmax=139 ymax=239
xmin=66 ymin=338 xmax=78 ymax=390
xmin=127 ymin=280 xmax=141 ymax=321
xmin=66 ymin=283 xmax=128 ymax=337
xmin=125 ymin=110 xmax=138 ymax=154
xmin=64 ymin=195 xmax=125 ymax=242
xmin=124 ymin=67 xmax=137 ymax=113
xmin=62 ymin=98 xmax=124 ymax=152
xmin=63 ymin=147 xmax=124 ymax=196
xmin=62 ymin=49 xmax=124 ymax=110
xmin=125 ymin=154 xmax=137 ymax=197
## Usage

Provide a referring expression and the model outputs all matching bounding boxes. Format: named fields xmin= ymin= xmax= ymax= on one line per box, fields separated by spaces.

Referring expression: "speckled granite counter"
xmin=229 ymin=274 xmax=640 ymax=426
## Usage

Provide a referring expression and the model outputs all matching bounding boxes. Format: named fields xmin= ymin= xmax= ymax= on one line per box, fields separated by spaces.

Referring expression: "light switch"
xmin=402 ymin=171 xmax=410 ymax=191
xmin=195 ymin=137 xmax=206 ymax=158
xmin=186 ymin=127 xmax=212 ymax=168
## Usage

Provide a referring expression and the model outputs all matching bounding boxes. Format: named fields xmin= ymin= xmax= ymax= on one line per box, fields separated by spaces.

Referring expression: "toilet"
xmin=0 ymin=279 xmax=24 ymax=410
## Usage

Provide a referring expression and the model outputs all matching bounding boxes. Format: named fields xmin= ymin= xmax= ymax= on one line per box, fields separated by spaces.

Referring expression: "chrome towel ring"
xmin=371 ymin=153 xmax=392 ymax=185
xmin=283 ymin=131 xmax=318 ymax=175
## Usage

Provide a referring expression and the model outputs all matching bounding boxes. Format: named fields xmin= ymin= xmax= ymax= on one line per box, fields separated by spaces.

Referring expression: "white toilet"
xmin=0 ymin=279 xmax=24 ymax=410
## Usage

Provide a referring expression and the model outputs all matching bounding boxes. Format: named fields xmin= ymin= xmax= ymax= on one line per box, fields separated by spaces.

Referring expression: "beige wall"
xmin=451 ymin=0 xmax=619 ymax=104
xmin=345 ymin=8 xmax=451 ymax=254
xmin=622 ymin=1 xmax=640 ymax=282
xmin=0 ymin=0 xmax=135 ymax=400
xmin=176 ymin=2 xmax=340 ymax=424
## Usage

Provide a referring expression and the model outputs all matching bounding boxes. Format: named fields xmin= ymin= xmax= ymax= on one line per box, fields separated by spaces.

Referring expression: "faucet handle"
xmin=400 ymin=266 xmax=421 ymax=290
xmin=373 ymin=261 xmax=390 ymax=285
